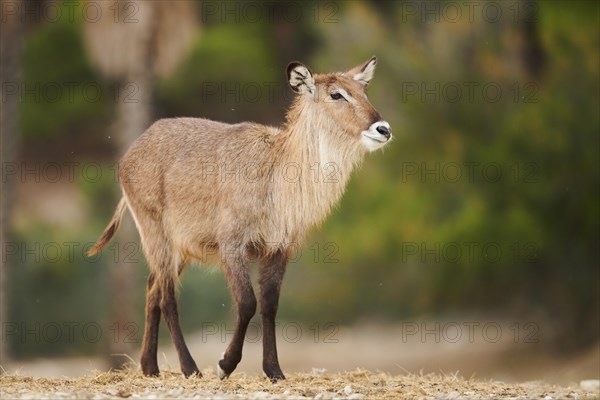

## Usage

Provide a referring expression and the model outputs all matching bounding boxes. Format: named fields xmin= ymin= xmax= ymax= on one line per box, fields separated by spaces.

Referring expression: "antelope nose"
xmin=376 ymin=124 xmax=391 ymax=139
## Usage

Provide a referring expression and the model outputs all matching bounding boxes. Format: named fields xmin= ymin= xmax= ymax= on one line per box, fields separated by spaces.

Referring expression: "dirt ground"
xmin=1 ymin=368 xmax=599 ymax=400
xmin=2 ymin=323 xmax=598 ymax=399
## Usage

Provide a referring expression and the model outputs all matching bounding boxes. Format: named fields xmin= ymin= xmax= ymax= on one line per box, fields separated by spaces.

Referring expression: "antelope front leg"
xmin=218 ymin=254 xmax=257 ymax=379
xmin=259 ymin=251 xmax=288 ymax=381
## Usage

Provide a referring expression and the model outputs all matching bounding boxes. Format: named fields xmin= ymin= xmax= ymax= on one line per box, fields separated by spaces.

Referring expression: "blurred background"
xmin=1 ymin=0 xmax=598 ymax=383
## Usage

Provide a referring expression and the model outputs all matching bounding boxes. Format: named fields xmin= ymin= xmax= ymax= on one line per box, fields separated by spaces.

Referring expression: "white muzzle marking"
xmin=361 ymin=121 xmax=392 ymax=152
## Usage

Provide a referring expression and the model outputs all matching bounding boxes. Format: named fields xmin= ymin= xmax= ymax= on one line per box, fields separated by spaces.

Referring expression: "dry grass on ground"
xmin=1 ymin=368 xmax=599 ymax=400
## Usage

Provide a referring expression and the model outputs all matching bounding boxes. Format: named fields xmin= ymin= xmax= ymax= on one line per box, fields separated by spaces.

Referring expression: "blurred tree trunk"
xmin=82 ymin=0 xmax=198 ymax=369
xmin=0 ymin=0 xmax=24 ymax=369
xmin=520 ymin=0 xmax=545 ymax=80
xmin=267 ymin=1 xmax=318 ymax=121
xmin=108 ymin=53 xmax=152 ymax=369
xmin=107 ymin=10 xmax=156 ymax=371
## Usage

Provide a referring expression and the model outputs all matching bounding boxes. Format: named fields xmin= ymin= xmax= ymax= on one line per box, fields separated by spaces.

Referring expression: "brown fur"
xmin=89 ymin=58 xmax=390 ymax=380
xmin=87 ymin=197 xmax=126 ymax=256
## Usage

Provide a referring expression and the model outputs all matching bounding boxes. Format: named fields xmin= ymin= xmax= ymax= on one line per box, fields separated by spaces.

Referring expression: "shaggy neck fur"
xmin=265 ymin=95 xmax=366 ymax=248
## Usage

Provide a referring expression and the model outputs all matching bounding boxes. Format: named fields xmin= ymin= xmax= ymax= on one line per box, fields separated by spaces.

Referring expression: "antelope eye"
xmin=330 ymin=92 xmax=343 ymax=100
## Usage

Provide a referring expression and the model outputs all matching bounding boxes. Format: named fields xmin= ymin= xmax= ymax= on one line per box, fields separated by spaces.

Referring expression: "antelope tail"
xmin=87 ymin=197 xmax=128 ymax=257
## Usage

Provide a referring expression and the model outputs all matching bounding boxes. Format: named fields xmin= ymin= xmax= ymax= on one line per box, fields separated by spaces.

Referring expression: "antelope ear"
xmin=347 ymin=56 xmax=377 ymax=86
xmin=287 ymin=62 xmax=315 ymax=95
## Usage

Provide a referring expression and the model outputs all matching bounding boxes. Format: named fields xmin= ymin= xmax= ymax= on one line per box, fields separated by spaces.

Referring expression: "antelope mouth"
xmin=361 ymin=121 xmax=392 ymax=151
xmin=362 ymin=132 xmax=388 ymax=143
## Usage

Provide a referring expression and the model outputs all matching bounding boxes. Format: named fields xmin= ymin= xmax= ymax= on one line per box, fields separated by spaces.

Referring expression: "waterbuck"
xmin=88 ymin=57 xmax=392 ymax=381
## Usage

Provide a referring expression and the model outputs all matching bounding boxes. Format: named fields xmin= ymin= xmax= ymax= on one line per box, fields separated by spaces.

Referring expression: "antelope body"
xmin=89 ymin=57 xmax=391 ymax=381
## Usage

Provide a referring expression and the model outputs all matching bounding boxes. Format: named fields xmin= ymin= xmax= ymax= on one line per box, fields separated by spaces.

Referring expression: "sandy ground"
xmin=1 ymin=369 xmax=600 ymax=400
xmin=2 ymin=323 xmax=599 ymax=399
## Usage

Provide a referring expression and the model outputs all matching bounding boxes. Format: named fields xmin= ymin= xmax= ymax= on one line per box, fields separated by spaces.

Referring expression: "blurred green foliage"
xmin=159 ymin=21 xmax=278 ymax=122
xmin=20 ymin=3 xmax=111 ymax=139
xmin=6 ymin=1 xmax=598 ymax=357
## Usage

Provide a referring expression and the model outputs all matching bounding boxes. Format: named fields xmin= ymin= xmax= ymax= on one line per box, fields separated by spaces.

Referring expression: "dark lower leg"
xmin=259 ymin=251 xmax=287 ymax=381
xmin=140 ymin=274 xmax=161 ymax=376
xmin=160 ymin=280 xmax=200 ymax=378
xmin=218 ymin=259 xmax=256 ymax=379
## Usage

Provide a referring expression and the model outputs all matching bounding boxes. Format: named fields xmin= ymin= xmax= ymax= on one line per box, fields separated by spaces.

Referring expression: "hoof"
xmin=217 ymin=360 xmax=229 ymax=380
xmin=184 ymin=369 xmax=202 ymax=379
xmin=182 ymin=361 xmax=201 ymax=378
xmin=141 ymin=363 xmax=160 ymax=377
xmin=218 ymin=354 xmax=238 ymax=380
xmin=264 ymin=368 xmax=286 ymax=382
